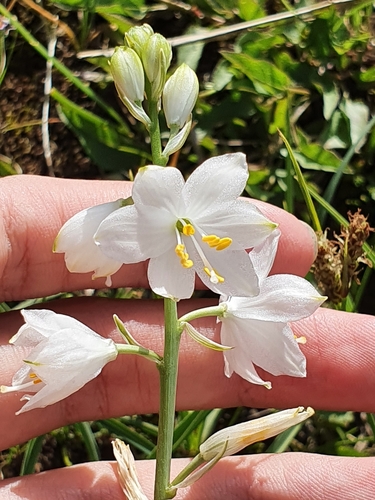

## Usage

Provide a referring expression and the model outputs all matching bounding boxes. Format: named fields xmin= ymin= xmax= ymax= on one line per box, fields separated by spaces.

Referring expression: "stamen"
xmin=202 ymin=235 xmax=221 ymax=246
xmin=29 ymin=372 xmax=43 ymax=384
xmin=204 ymin=267 xmax=225 ymax=284
xmin=215 ymin=237 xmax=232 ymax=251
xmin=202 ymin=234 xmax=232 ymax=251
xmin=182 ymin=224 xmax=195 ymax=236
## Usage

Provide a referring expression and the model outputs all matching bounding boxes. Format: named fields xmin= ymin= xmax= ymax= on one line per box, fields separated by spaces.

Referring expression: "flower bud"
xmin=200 ymin=407 xmax=314 ymax=461
xmin=112 ymin=439 xmax=148 ymax=500
xmin=110 ymin=47 xmax=150 ymax=127
xmin=163 ymin=63 xmax=199 ymax=129
xmin=110 ymin=46 xmax=144 ymax=103
xmin=125 ymin=23 xmax=154 ymax=56
xmin=142 ymin=33 xmax=172 ymax=100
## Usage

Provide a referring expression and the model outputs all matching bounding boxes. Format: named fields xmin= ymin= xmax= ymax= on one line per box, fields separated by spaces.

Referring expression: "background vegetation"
xmin=1 ymin=0 xmax=374 ymax=479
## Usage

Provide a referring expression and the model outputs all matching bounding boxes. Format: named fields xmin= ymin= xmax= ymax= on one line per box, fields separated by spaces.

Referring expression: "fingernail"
xmin=299 ymin=221 xmax=318 ymax=261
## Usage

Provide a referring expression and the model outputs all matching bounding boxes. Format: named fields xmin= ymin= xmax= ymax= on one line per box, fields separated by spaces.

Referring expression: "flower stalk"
xmin=154 ymin=298 xmax=181 ymax=500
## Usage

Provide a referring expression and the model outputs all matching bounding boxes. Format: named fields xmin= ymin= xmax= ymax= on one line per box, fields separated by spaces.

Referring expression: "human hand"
xmin=0 ymin=175 xmax=374 ymax=499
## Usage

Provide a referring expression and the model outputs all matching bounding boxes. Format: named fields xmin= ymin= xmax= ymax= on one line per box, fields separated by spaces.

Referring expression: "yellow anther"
xmin=175 ymin=244 xmax=185 ymax=257
xmin=29 ymin=373 xmax=42 ymax=385
xmin=181 ymin=259 xmax=193 ymax=268
xmin=182 ymin=224 xmax=195 ymax=236
xmin=215 ymin=237 xmax=232 ymax=251
xmin=202 ymin=235 xmax=221 ymax=244
xmin=204 ymin=267 xmax=225 ymax=284
xmin=202 ymin=234 xmax=232 ymax=250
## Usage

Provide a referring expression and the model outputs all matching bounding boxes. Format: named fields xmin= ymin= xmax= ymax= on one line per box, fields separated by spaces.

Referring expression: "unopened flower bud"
xmin=125 ymin=24 xmax=154 ymax=56
xmin=200 ymin=407 xmax=314 ymax=461
xmin=112 ymin=439 xmax=148 ymax=500
xmin=163 ymin=63 xmax=199 ymax=129
xmin=110 ymin=47 xmax=150 ymax=127
xmin=110 ymin=47 xmax=144 ymax=103
xmin=142 ymin=33 xmax=172 ymax=100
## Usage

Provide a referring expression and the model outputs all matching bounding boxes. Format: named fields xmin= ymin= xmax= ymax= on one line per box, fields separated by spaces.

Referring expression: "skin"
xmin=0 ymin=175 xmax=374 ymax=499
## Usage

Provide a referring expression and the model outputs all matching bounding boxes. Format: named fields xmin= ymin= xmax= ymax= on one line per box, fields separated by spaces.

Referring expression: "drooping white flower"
xmin=112 ymin=439 xmax=149 ymax=500
xmin=53 ymin=200 xmax=124 ymax=286
xmin=0 ymin=309 xmax=118 ymax=414
xmin=220 ymin=230 xmax=326 ymax=388
xmin=95 ymin=153 xmax=277 ymax=300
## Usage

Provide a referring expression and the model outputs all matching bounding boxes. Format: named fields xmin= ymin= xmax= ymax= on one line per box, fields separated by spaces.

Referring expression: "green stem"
xmin=178 ymin=304 xmax=226 ymax=326
xmin=0 ymin=5 xmax=128 ymax=131
xmin=148 ymin=99 xmax=167 ymax=166
xmin=116 ymin=344 xmax=162 ymax=364
xmin=154 ymin=298 xmax=181 ymax=500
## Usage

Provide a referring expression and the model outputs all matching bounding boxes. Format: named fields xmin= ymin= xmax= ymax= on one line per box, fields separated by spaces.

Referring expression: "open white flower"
xmin=95 ymin=153 xmax=277 ymax=300
xmin=1 ymin=309 xmax=118 ymax=414
xmin=220 ymin=230 xmax=326 ymax=388
xmin=53 ymin=200 xmax=124 ymax=286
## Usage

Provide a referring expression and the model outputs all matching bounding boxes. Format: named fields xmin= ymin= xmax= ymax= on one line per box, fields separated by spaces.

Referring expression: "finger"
xmin=1 ymin=454 xmax=374 ymax=499
xmin=0 ymin=175 xmax=317 ymax=301
xmin=1 ymin=299 xmax=374 ymax=450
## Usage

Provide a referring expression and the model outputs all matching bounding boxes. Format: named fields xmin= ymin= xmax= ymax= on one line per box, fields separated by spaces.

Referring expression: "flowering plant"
xmin=1 ymin=24 xmax=325 ymax=500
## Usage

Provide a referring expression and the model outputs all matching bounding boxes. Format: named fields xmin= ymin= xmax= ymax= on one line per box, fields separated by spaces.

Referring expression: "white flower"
xmin=220 ymin=230 xmax=326 ymax=388
xmin=95 ymin=153 xmax=277 ymax=300
xmin=112 ymin=439 xmax=149 ymax=500
xmin=0 ymin=309 xmax=118 ymax=414
xmin=163 ymin=63 xmax=199 ymax=129
xmin=53 ymin=200 xmax=124 ymax=286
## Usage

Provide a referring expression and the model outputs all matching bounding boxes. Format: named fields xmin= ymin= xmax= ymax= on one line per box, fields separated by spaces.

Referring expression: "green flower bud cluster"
xmin=110 ymin=24 xmax=199 ymax=156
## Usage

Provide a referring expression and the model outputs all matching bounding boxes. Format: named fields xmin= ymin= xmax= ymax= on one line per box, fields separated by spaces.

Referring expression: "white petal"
xmin=250 ymin=229 xmax=281 ymax=282
xmin=54 ymin=200 xmax=123 ymax=279
xmin=96 ymin=204 xmax=176 ymax=262
xmin=95 ymin=205 xmax=145 ymax=263
xmin=222 ymin=317 xmax=306 ymax=380
xmin=189 ymin=243 xmax=259 ymax=297
xmin=227 ymin=275 xmax=325 ymax=323
xmin=221 ymin=317 xmax=270 ymax=387
xmin=197 ymin=201 xmax=277 ymax=250
xmin=11 ymin=309 xmax=97 ymax=346
xmin=133 ymin=165 xmax=185 ymax=214
xmin=23 ymin=323 xmax=117 ymax=376
xmin=148 ymin=251 xmax=195 ymax=300
xmin=183 ymin=153 xmax=248 ymax=218
xmin=136 ymin=204 xmax=177 ymax=257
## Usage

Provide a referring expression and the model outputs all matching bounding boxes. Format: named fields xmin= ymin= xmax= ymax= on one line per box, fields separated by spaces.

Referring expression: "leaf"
xmin=237 ymin=0 xmax=265 ymax=21
xmin=222 ymin=52 xmax=291 ymax=96
xmin=281 ymin=130 xmax=345 ymax=173
xmin=359 ymin=66 xmax=375 ymax=83
xmin=50 ymin=0 xmax=144 ymax=16
xmin=341 ymin=99 xmax=370 ymax=151
xmin=322 ymin=84 xmax=341 ymax=121
xmin=51 ymin=88 xmax=150 ymax=175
